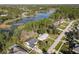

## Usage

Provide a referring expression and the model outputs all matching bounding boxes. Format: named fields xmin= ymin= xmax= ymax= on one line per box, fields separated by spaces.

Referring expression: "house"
xmin=38 ymin=33 xmax=49 ymax=41
xmin=0 ymin=14 xmax=8 ymax=17
xmin=73 ymin=44 xmax=79 ymax=53
xmin=9 ymin=44 xmax=28 ymax=54
xmin=25 ymin=39 xmax=38 ymax=48
xmin=73 ymin=47 xmax=79 ymax=53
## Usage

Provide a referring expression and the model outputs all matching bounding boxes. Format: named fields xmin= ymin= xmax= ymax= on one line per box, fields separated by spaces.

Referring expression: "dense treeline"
xmin=0 ymin=6 xmax=23 ymax=22
xmin=0 ymin=29 xmax=13 ymax=53
xmin=21 ymin=19 xmax=58 ymax=34
xmin=50 ymin=6 xmax=79 ymax=20
xmin=61 ymin=20 xmax=79 ymax=54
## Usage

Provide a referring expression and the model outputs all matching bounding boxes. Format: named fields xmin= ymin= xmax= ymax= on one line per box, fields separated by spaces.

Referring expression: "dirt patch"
xmin=0 ymin=24 xmax=11 ymax=29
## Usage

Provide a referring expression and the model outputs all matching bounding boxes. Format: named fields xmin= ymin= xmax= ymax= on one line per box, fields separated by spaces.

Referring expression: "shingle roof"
xmin=27 ymin=39 xmax=38 ymax=48
xmin=73 ymin=44 xmax=79 ymax=53
xmin=9 ymin=44 xmax=27 ymax=54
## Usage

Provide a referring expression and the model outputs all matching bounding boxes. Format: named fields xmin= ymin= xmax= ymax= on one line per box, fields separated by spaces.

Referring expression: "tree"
xmin=65 ymin=31 xmax=76 ymax=53
xmin=0 ymin=32 xmax=6 ymax=53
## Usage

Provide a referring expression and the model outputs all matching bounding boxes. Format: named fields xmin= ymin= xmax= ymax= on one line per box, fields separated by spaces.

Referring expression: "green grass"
xmin=37 ymin=38 xmax=54 ymax=52
xmin=29 ymin=50 xmax=37 ymax=54
xmin=49 ymin=34 xmax=58 ymax=40
xmin=55 ymin=36 xmax=66 ymax=51
xmin=37 ymin=33 xmax=59 ymax=52
xmin=58 ymin=25 xmax=66 ymax=29
xmin=60 ymin=43 xmax=69 ymax=53
xmin=61 ymin=36 xmax=66 ymax=41
xmin=55 ymin=41 xmax=62 ymax=50
xmin=58 ymin=21 xmax=69 ymax=30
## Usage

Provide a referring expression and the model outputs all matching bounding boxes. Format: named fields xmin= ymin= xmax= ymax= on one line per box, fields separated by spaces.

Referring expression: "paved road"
xmin=56 ymin=41 xmax=66 ymax=54
xmin=47 ymin=20 xmax=75 ymax=53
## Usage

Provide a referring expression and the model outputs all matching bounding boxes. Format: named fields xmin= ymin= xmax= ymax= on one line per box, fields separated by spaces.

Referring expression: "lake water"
xmin=12 ymin=9 xmax=55 ymax=26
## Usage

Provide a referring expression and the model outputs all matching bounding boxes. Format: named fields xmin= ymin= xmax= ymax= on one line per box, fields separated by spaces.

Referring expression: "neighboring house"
xmin=73 ymin=47 xmax=79 ymax=53
xmin=54 ymin=18 xmax=64 ymax=26
xmin=0 ymin=14 xmax=8 ymax=17
xmin=24 ymin=39 xmax=43 ymax=54
xmin=73 ymin=44 xmax=79 ymax=53
xmin=38 ymin=33 xmax=49 ymax=41
xmin=25 ymin=39 xmax=38 ymax=48
xmin=9 ymin=44 xmax=28 ymax=54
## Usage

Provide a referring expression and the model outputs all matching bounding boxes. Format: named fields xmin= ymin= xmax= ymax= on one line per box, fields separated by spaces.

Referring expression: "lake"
xmin=12 ymin=9 xmax=55 ymax=26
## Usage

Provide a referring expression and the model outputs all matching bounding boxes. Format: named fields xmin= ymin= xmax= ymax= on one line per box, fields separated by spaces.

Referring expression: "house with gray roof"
xmin=73 ymin=44 xmax=79 ymax=53
xmin=9 ymin=44 xmax=28 ymax=54
xmin=25 ymin=39 xmax=38 ymax=48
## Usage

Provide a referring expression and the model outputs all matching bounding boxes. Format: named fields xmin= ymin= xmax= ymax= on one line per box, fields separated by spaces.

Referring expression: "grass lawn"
xmin=29 ymin=50 xmax=37 ymax=54
xmin=49 ymin=34 xmax=58 ymax=40
xmin=37 ymin=38 xmax=54 ymax=52
xmin=55 ymin=41 xmax=62 ymax=50
xmin=61 ymin=36 xmax=66 ymax=42
xmin=60 ymin=43 xmax=69 ymax=53
xmin=55 ymin=36 xmax=67 ymax=51
xmin=59 ymin=25 xmax=66 ymax=29
xmin=58 ymin=21 xmax=69 ymax=30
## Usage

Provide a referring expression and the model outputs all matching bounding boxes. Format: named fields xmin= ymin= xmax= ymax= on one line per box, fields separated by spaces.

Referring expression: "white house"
xmin=0 ymin=14 xmax=8 ymax=17
xmin=38 ymin=33 xmax=49 ymax=41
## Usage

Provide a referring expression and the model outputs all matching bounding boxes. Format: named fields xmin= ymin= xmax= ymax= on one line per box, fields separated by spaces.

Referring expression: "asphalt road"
xmin=47 ymin=20 xmax=75 ymax=54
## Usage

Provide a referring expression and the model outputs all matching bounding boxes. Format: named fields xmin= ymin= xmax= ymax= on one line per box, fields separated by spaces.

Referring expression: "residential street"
xmin=47 ymin=20 xmax=75 ymax=53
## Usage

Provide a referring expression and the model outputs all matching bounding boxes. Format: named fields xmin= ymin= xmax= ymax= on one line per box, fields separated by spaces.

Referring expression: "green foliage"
xmin=55 ymin=41 xmax=62 ymax=50
xmin=37 ymin=38 xmax=54 ymax=53
xmin=22 ymin=19 xmax=58 ymax=34
xmin=50 ymin=11 xmax=62 ymax=20
xmin=50 ymin=6 xmax=79 ymax=20
xmin=0 ymin=6 xmax=23 ymax=22
xmin=0 ymin=29 xmax=13 ymax=53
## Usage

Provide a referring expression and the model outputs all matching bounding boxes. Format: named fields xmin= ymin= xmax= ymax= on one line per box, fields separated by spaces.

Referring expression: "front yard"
xmin=55 ymin=41 xmax=63 ymax=51
xmin=57 ymin=20 xmax=69 ymax=30
xmin=37 ymin=38 xmax=54 ymax=52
